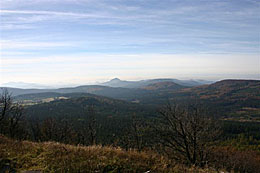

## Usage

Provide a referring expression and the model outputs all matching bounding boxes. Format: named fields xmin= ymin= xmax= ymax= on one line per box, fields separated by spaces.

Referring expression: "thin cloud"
xmin=0 ymin=10 xmax=106 ymax=18
xmin=0 ymin=40 xmax=75 ymax=49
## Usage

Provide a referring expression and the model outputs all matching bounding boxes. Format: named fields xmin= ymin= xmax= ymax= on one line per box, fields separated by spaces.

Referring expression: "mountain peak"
xmin=110 ymin=78 xmax=121 ymax=82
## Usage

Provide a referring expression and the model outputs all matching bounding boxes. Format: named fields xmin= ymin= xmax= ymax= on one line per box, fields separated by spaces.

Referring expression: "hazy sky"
xmin=0 ymin=0 xmax=259 ymax=85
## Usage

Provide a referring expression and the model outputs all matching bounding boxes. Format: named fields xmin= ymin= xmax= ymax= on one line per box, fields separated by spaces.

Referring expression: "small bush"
xmin=209 ymin=146 xmax=260 ymax=173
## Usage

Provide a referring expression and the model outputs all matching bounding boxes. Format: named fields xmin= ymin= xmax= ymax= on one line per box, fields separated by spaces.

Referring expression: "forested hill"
xmin=170 ymin=80 xmax=260 ymax=118
xmin=182 ymin=79 xmax=260 ymax=100
xmin=25 ymin=94 xmax=153 ymax=120
xmin=1 ymin=80 xmax=260 ymax=172
xmin=4 ymin=79 xmax=260 ymax=119
xmin=3 ymin=85 xmax=151 ymax=99
xmin=142 ymin=81 xmax=185 ymax=91
xmin=24 ymin=94 xmax=156 ymax=146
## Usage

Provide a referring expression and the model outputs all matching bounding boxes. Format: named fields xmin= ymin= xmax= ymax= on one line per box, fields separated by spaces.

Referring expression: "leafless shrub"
xmin=156 ymin=103 xmax=221 ymax=167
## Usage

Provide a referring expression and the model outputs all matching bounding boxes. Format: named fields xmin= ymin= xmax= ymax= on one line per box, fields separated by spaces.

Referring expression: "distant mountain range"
xmin=101 ymin=78 xmax=213 ymax=88
xmin=12 ymin=81 xmax=187 ymax=103
xmin=0 ymin=78 xmax=213 ymax=98
xmin=1 ymin=78 xmax=213 ymax=89
xmin=15 ymin=79 xmax=260 ymax=120
xmin=1 ymin=79 xmax=258 ymax=101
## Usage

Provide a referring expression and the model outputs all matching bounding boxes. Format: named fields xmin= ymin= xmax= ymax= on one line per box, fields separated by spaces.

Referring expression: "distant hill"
xmin=1 ymin=78 xmax=213 ymax=98
xmin=134 ymin=79 xmax=260 ymax=102
xmin=24 ymin=94 xmax=155 ymax=143
xmin=25 ymin=94 xmax=152 ymax=120
xmin=110 ymin=79 xmax=260 ymax=118
xmin=165 ymin=80 xmax=260 ymax=118
xmin=181 ymin=79 xmax=260 ymax=100
xmin=101 ymin=78 xmax=213 ymax=88
xmin=142 ymin=81 xmax=185 ymax=91
xmin=15 ymin=92 xmax=64 ymax=101
xmin=14 ymin=92 xmax=100 ymax=104
xmin=11 ymin=82 xmax=186 ymax=105
xmin=0 ymin=87 xmax=47 ymax=96
xmin=4 ymin=79 xmax=260 ymax=119
xmin=2 ymin=85 xmax=152 ymax=101
xmin=1 ymin=78 xmax=213 ymax=90
xmin=100 ymin=78 xmax=134 ymax=88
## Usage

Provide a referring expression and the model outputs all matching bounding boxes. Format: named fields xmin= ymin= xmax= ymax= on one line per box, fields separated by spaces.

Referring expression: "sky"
xmin=0 ymin=0 xmax=259 ymax=86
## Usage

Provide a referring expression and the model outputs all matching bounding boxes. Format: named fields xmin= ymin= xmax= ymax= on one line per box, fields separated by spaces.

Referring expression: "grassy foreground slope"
xmin=0 ymin=135 xmax=216 ymax=173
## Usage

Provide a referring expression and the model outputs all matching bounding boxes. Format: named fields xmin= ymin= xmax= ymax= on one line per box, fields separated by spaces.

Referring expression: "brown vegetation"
xmin=0 ymin=135 xmax=217 ymax=173
xmin=209 ymin=146 xmax=260 ymax=173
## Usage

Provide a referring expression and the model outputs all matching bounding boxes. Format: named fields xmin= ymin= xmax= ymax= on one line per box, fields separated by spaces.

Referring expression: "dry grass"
xmin=210 ymin=146 xmax=260 ymax=173
xmin=0 ymin=135 xmax=219 ymax=173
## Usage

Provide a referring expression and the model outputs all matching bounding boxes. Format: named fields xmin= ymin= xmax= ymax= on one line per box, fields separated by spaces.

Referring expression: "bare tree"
xmin=0 ymin=89 xmax=13 ymax=133
xmin=8 ymin=104 xmax=24 ymax=138
xmin=0 ymin=89 xmax=25 ymax=138
xmin=156 ymin=103 xmax=221 ymax=167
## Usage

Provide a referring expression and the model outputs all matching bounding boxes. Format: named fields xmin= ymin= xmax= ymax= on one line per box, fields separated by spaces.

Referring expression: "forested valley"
xmin=1 ymin=79 xmax=260 ymax=172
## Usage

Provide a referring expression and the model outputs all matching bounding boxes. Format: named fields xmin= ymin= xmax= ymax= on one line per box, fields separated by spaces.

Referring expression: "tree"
xmin=41 ymin=117 xmax=59 ymax=141
xmin=57 ymin=118 xmax=76 ymax=144
xmin=130 ymin=114 xmax=144 ymax=151
xmin=87 ymin=105 xmax=97 ymax=145
xmin=0 ymin=89 xmax=25 ymax=138
xmin=7 ymin=103 xmax=24 ymax=138
xmin=28 ymin=118 xmax=42 ymax=141
xmin=124 ymin=113 xmax=149 ymax=151
xmin=156 ymin=103 xmax=221 ymax=167
xmin=0 ymin=89 xmax=12 ymax=133
xmin=79 ymin=105 xmax=98 ymax=145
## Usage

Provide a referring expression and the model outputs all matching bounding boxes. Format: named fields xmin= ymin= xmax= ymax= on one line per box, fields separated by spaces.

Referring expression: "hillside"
xmin=15 ymin=92 xmax=118 ymax=105
xmin=25 ymin=94 xmax=151 ymax=119
xmin=2 ymin=135 xmax=260 ymax=173
xmin=142 ymin=81 xmax=185 ymax=91
xmin=172 ymin=80 xmax=260 ymax=119
xmin=24 ymin=94 xmax=155 ymax=145
xmin=1 ymin=135 xmax=197 ymax=173
xmin=17 ymin=80 xmax=260 ymax=148
xmin=183 ymin=79 xmax=260 ymax=100
xmin=6 ymin=79 xmax=260 ymax=120
xmin=127 ymin=80 xmax=260 ymax=119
